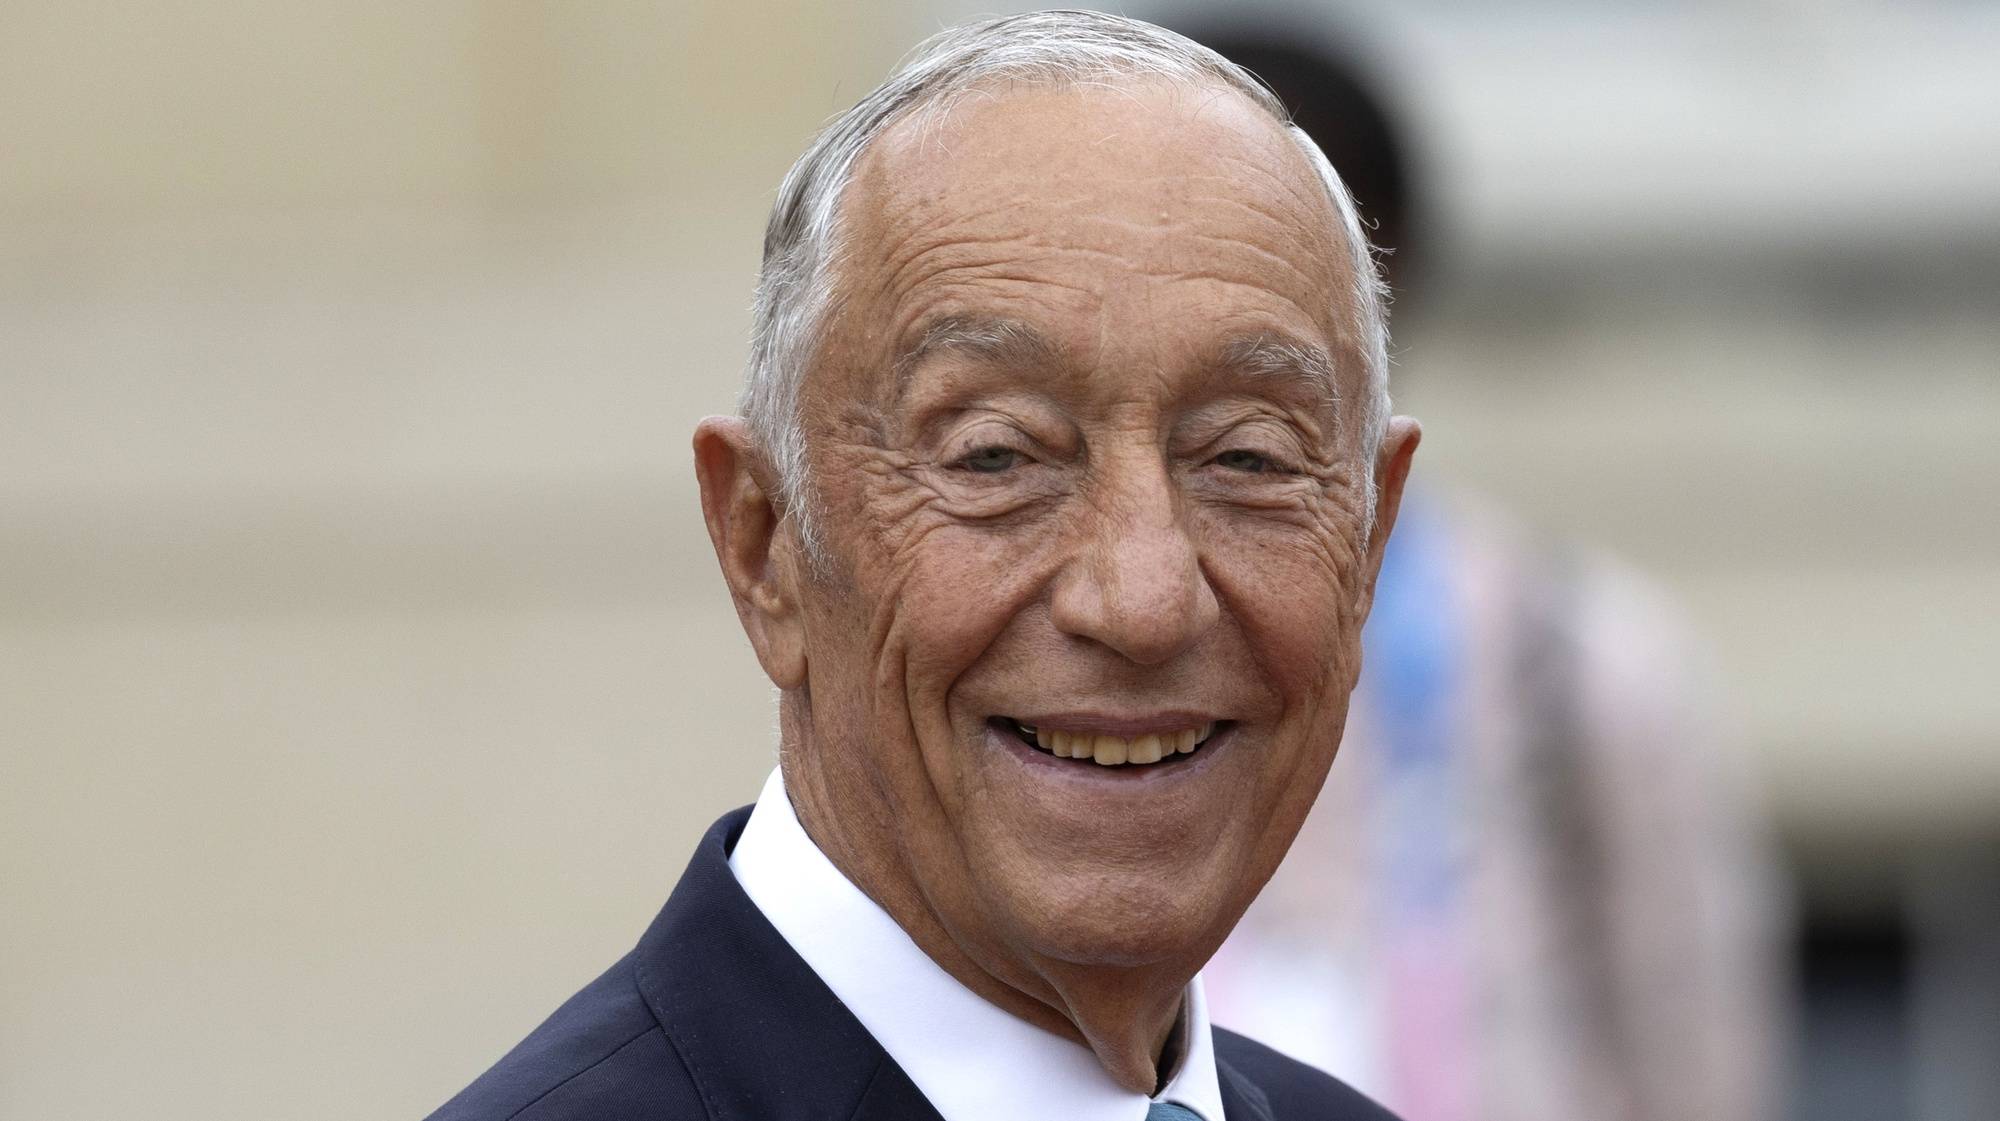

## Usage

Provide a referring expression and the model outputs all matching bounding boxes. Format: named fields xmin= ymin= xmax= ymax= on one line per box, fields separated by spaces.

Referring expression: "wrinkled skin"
xmin=695 ymin=80 xmax=1419 ymax=1093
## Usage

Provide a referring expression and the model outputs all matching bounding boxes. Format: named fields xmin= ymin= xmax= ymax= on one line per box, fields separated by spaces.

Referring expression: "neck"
xmin=778 ymin=713 xmax=1191 ymax=1094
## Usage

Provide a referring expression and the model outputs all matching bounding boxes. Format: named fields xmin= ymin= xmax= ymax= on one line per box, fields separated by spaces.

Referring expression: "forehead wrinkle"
xmin=1210 ymin=149 xmax=1339 ymax=225
xmin=852 ymin=106 xmax=1342 ymax=309
xmin=873 ymin=220 xmax=1330 ymax=349
xmin=857 ymin=196 xmax=1114 ymax=321
xmin=876 ymin=234 xmax=1105 ymax=312
xmin=871 ymin=190 xmax=1339 ymax=341
xmin=1164 ymin=233 xmax=1324 ymax=301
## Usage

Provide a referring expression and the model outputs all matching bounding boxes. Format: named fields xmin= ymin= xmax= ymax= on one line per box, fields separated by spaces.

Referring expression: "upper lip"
xmin=1003 ymin=711 xmax=1224 ymax=737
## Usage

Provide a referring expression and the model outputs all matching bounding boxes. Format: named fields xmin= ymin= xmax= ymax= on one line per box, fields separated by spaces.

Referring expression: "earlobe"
xmin=1357 ymin=416 xmax=1421 ymax=614
xmin=692 ymin=417 xmax=809 ymax=690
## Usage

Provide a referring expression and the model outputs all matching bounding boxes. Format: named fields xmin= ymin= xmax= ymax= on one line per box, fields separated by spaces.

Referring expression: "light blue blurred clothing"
xmin=1206 ymin=489 xmax=1785 ymax=1121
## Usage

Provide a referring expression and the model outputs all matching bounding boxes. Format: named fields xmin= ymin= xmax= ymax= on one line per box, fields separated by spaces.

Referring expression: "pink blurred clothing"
xmin=1206 ymin=492 xmax=1786 ymax=1121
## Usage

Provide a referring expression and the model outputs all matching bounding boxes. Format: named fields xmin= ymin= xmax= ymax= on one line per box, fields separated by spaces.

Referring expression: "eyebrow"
xmin=892 ymin=315 xmax=1341 ymax=414
xmin=1210 ymin=332 xmax=1342 ymax=415
xmin=892 ymin=315 xmax=1068 ymax=397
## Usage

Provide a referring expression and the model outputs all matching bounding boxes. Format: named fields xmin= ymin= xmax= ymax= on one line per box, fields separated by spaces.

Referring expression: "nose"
xmin=1049 ymin=457 xmax=1221 ymax=665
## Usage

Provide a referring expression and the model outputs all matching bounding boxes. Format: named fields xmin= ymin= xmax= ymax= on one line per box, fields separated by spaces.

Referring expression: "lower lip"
xmin=983 ymin=721 xmax=1235 ymax=783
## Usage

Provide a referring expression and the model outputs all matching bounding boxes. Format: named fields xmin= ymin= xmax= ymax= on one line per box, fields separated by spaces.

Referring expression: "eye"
xmin=952 ymin=445 xmax=1025 ymax=474
xmin=1211 ymin=448 xmax=1277 ymax=474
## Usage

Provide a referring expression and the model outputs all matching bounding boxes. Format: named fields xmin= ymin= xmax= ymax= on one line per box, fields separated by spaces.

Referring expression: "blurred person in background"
xmin=1180 ymin=26 xmax=1789 ymax=1121
xmin=422 ymin=14 xmax=1789 ymax=1120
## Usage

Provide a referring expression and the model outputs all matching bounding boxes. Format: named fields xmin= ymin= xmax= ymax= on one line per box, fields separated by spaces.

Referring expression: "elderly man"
xmin=430 ymin=11 xmax=1417 ymax=1121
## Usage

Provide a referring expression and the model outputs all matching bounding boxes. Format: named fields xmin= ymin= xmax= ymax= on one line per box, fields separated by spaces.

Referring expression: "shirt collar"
xmin=729 ymin=768 xmax=1226 ymax=1121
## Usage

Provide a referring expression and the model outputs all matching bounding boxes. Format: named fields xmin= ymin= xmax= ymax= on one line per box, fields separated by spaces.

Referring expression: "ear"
xmin=1355 ymin=415 xmax=1421 ymax=616
xmin=693 ymin=416 xmax=808 ymax=690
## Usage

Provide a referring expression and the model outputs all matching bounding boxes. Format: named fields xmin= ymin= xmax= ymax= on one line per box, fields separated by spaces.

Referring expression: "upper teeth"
xmin=1020 ymin=722 xmax=1214 ymax=766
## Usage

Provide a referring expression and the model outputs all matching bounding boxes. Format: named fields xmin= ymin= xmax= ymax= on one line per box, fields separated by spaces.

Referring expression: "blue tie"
xmin=1147 ymin=1104 xmax=1203 ymax=1121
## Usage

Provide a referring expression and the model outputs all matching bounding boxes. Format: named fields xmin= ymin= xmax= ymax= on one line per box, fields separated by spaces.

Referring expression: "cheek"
xmin=856 ymin=522 xmax=1071 ymax=828
xmin=861 ymin=518 xmax=1065 ymax=719
xmin=1199 ymin=510 xmax=1368 ymax=700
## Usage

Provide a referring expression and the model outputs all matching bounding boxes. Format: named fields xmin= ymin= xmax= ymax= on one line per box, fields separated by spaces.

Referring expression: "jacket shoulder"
xmin=1213 ymin=1028 xmax=1401 ymax=1121
xmin=425 ymin=955 xmax=707 ymax=1121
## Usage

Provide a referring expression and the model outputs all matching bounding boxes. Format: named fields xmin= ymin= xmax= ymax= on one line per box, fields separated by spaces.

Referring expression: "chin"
xmin=976 ymin=858 xmax=1237 ymax=970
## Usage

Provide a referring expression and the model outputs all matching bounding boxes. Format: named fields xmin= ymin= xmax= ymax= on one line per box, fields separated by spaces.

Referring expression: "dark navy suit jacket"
xmin=427 ymin=807 xmax=1399 ymax=1121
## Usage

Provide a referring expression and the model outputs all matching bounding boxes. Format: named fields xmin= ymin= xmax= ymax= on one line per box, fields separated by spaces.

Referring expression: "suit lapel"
xmin=631 ymin=809 xmax=1280 ymax=1121
xmin=629 ymin=808 xmax=943 ymax=1121
xmin=1216 ymin=1054 xmax=1276 ymax=1121
xmin=848 ymin=1055 xmax=947 ymax=1121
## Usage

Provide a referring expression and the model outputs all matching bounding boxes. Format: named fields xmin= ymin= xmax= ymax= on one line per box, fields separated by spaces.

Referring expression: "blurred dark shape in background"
xmin=1199 ymin=35 xmax=1420 ymax=293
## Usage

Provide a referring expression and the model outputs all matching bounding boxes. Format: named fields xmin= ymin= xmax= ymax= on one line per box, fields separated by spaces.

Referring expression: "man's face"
xmin=788 ymin=82 xmax=1409 ymax=975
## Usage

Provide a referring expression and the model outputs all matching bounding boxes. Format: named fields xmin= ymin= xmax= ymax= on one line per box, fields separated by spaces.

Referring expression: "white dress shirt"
xmin=729 ymin=768 xmax=1227 ymax=1121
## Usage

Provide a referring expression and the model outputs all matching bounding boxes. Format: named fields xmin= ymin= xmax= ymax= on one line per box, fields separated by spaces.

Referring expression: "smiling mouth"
xmin=995 ymin=717 xmax=1221 ymax=767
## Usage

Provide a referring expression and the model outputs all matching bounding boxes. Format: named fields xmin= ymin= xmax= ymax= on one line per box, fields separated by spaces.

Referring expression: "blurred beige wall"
xmin=4 ymin=3 xmax=1996 ymax=1119
xmin=2 ymin=4 xmax=932 ymax=1118
xmin=1 ymin=2 xmax=925 ymax=216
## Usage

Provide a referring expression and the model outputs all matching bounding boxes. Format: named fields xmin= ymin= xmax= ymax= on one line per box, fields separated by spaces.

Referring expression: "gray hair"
xmin=739 ymin=9 xmax=1392 ymax=561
